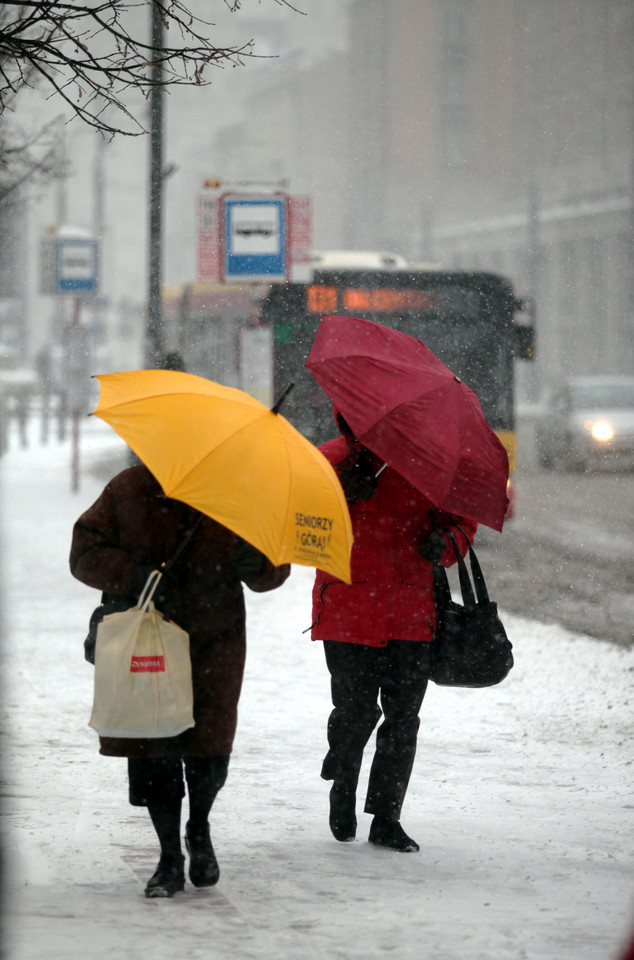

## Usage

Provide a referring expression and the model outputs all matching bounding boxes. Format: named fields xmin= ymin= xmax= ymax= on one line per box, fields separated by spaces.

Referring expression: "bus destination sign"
xmin=306 ymin=286 xmax=438 ymax=314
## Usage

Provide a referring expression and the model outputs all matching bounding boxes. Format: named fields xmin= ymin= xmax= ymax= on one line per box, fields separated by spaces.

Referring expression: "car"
xmin=534 ymin=375 xmax=634 ymax=471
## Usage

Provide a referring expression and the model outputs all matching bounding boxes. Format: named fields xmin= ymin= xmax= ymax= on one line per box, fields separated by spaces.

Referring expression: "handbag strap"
xmin=445 ymin=532 xmax=477 ymax=611
xmin=439 ymin=527 xmax=490 ymax=611
xmin=453 ymin=525 xmax=490 ymax=605
xmin=432 ymin=562 xmax=453 ymax=610
xmin=135 ymin=513 xmax=205 ymax=610
xmin=98 ymin=513 xmax=205 ymax=608
xmin=160 ymin=513 xmax=204 ymax=577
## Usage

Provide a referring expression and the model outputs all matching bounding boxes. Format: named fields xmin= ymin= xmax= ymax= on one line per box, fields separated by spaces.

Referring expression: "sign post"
xmin=288 ymin=195 xmax=312 ymax=283
xmin=196 ymin=193 xmax=221 ymax=283
xmin=238 ymin=324 xmax=273 ymax=406
xmin=65 ymin=299 xmax=90 ymax=493
xmin=40 ymin=229 xmax=99 ymax=491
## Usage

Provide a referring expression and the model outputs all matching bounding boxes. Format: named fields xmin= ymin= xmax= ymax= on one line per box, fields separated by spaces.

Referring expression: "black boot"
xmin=329 ymin=782 xmax=357 ymax=842
xmin=145 ymin=793 xmax=185 ymax=896
xmin=368 ymin=816 xmax=419 ymax=852
xmin=183 ymin=757 xmax=228 ymax=887
xmin=185 ymin=822 xmax=220 ymax=887
xmin=145 ymin=852 xmax=186 ymax=898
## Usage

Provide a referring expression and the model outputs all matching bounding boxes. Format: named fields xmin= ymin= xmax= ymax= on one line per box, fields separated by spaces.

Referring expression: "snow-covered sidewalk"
xmin=1 ymin=418 xmax=633 ymax=960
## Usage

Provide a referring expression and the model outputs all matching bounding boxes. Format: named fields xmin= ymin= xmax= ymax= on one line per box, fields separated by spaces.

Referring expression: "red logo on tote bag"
xmin=130 ymin=656 xmax=165 ymax=673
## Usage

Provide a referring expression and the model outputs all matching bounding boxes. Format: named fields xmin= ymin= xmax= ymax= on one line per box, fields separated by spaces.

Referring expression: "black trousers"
xmin=128 ymin=755 xmax=229 ymax=808
xmin=321 ymin=639 xmax=431 ymax=820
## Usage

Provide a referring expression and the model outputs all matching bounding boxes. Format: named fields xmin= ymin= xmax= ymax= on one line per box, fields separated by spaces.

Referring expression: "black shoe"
xmin=368 ymin=816 xmax=420 ymax=852
xmin=329 ymin=783 xmax=357 ymax=842
xmin=144 ymin=853 xmax=185 ymax=898
xmin=185 ymin=823 xmax=220 ymax=887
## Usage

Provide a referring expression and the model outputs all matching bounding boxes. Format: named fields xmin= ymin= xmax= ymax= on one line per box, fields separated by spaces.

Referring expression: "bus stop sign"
xmin=40 ymin=236 xmax=100 ymax=295
xmin=57 ymin=238 xmax=99 ymax=293
xmin=223 ymin=196 xmax=286 ymax=282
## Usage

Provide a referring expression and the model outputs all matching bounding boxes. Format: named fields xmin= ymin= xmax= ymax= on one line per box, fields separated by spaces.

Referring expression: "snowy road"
xmin=1 ymin=420 xmax=633 ymax=960
xmin=464 ymin=419 xmax=634 ymax=647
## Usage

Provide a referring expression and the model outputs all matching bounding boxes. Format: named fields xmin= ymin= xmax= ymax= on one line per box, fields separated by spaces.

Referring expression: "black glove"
xmin=418 ymin=529 xmax=446 ymax=562
xmin=230 ymin=540 xmax=267 ymax=580
xmin=338 ymin=447 xmax=378 ymax=504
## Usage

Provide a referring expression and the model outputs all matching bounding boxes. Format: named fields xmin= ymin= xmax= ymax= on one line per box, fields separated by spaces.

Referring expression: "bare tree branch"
xmin=0 ymin=1 xmax=302 ymax=137
xmin=0 ymin=114 xmax=68 ymax=204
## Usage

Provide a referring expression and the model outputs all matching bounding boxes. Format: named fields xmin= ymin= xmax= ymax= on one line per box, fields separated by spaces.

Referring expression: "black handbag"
xmin=430 ymin=529 xmax=513 ymax=687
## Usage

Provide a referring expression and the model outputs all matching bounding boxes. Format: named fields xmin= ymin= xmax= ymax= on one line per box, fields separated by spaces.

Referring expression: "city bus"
xmin=161 ymin=261 xmax=534 ymax=500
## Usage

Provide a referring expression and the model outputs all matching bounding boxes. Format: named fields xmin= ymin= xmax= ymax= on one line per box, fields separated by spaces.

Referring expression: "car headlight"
xmin=584 ymin=419 xmax=614 ymax=442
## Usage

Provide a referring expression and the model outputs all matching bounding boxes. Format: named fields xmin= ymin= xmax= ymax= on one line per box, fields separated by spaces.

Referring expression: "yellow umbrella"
xmin=92 ymin=370 xmax=353 ymax=583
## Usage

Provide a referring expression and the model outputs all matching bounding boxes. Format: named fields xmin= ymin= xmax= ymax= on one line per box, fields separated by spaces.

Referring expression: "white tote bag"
xmin=89 ymin=571 xmax=195 ymax=738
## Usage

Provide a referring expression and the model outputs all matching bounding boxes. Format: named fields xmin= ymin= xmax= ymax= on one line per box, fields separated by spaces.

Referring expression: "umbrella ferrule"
xmin=271 ymin=382 xmax=295 ymax=415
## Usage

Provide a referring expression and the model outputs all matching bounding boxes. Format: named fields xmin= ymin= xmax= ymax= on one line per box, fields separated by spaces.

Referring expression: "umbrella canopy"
xmin=91 ymin=370 xmax=353 ymax=583
xmin=305 ymin=315 xmax=509 ymax=532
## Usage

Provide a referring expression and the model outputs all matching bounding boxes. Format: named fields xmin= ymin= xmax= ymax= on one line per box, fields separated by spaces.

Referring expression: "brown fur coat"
xmin=70 ymin=465 xmax=290 ymax=758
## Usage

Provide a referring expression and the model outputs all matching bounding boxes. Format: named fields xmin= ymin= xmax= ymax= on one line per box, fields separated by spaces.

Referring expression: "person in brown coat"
xmin=70 ymin=464 xmax=290 ymax=898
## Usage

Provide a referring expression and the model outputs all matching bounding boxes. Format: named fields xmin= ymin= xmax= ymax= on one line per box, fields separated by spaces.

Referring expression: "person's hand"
xmin=230 ymin=540 xmax=267 ymax=580
xmin=418 ymin=529 xmax=446 ymax=562
xmin=339 ymin=447 xmax=378 ymax=504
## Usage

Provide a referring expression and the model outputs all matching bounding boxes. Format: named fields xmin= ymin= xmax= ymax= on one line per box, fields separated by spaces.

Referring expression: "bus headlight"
xmin=585 ymin=419 xmax=614 ymax=442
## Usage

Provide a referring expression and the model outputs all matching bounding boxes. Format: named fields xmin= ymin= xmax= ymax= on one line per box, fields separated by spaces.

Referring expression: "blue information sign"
xmin=224 ymin=197 xmax=286 ymax=281
xmin=56 ymin=238 xmax=100 ymax=293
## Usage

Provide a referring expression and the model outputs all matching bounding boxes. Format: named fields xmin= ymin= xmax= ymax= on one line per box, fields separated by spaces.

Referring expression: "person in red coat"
xmin=70 ymin=464 xmax=290 ymax=897
xmin=311 ymin=413 xmax=477 ymax=852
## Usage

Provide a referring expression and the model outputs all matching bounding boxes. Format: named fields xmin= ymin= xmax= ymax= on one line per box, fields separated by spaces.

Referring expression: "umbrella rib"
xmin=187 ymin=410 xmax=293 ymax=559
xmin=358 ymin=386 xmax=462 ymax=449
xmin=169 ymin=411 xmax=272 ymax=493
xmin=95 ymin=389 xmax=262 ymax=415
xmin=275 ymin=417 xmax=298 ymax=542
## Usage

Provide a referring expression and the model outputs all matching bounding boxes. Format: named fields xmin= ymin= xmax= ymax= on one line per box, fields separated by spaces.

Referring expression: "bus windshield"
xmin=263 ymin=270 xmax=527 ymax=444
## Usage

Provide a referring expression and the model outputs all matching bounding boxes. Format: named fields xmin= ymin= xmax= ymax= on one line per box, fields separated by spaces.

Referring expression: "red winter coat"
xmin=311 ymin=437 xmax=477 ymax=647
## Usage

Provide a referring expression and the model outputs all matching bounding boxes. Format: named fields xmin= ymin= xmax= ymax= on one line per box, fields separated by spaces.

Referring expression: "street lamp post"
xmin=146 ymin=1 xmax=164 ymax=366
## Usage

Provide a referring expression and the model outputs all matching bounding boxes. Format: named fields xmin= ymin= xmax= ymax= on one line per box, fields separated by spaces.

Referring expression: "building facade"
xmin=210 ymin=0 xmax=634 ymax=394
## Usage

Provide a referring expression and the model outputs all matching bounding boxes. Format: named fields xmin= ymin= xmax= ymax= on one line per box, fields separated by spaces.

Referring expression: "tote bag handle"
xmin=137 ymin=569 xmax=164 ymax=611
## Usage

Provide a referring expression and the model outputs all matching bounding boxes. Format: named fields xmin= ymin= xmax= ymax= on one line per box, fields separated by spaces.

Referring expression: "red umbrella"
xmin=305 ymin=314 xmax=509 ymax=531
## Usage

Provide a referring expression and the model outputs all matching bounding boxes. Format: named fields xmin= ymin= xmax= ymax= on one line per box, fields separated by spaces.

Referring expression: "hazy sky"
xmin=20 ymin=0 xmax=351 ymax=358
